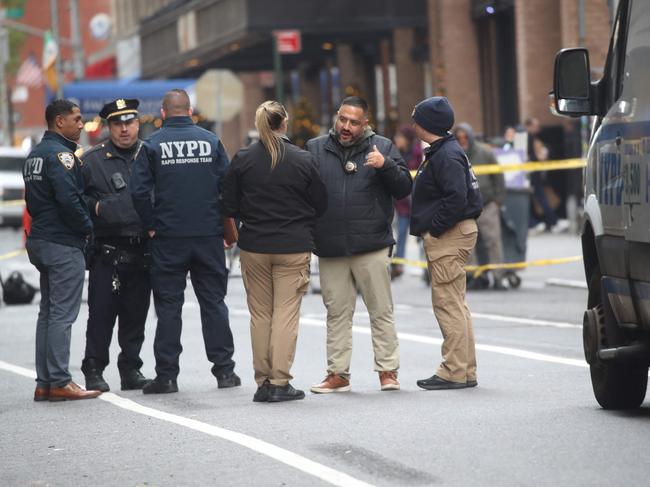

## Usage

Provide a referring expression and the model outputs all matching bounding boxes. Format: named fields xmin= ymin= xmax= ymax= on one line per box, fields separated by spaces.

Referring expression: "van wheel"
xmin=586 ymin=271 xmax=648 ymax=409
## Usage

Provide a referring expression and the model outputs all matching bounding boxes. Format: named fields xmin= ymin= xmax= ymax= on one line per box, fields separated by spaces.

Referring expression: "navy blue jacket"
xmin=410 ymin=134 xmax=483 ymax=238
xmin=23 ymin=131 xmax=92 ymax=249
xmin=306 ymin=132 xmax=412 ymax=257
xmin=130 ymin=116 xmax=230 ymax=237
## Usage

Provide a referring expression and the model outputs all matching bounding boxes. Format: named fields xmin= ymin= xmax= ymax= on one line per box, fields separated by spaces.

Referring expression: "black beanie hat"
xmin=411 ymin=96 xmax=455 ymax=136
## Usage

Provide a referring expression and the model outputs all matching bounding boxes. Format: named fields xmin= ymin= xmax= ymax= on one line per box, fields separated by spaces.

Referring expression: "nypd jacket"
xmin=130 ymin=116 xmax=230 ymax=237
xmin=220 ymin=137 xmax=327 ymax=254
xmin=23 ymin=131 xmax=92 ymax=249
xmin=410 ymin=134 xmax=483 ymax=238
xmin=82 ymin=139 xmax=145 ymax=238
xmin=306 ymin=131 xmax=412 ymax=257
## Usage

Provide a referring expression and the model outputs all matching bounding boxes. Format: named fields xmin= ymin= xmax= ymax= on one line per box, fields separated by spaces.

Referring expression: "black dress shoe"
xmin=253 ymin=380 xmax=270 ymax=402
xmin=215 ymin=371 xmax=241 ymax=389
xmin=142 ymin=377 xmax=178 ymax=394
xmin=417 ymin=375 xmax=467 ymax=390
xmin=85 ymin=372 xmax=110 ymax=392
xmin=120 ymin=369 xmax=152 ymax=391
xmin=466 ymin=379 xmax=478 ymax=388
xmin=267 ymin=383 xmax=305 ymax=402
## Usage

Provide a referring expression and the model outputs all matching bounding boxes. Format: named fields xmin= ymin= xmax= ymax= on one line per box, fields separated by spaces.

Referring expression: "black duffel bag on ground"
xmin=1 ymin=271 xmax=37 ymax=305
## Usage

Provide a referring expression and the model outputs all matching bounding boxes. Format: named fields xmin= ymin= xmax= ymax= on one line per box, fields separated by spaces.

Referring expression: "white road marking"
xmin=546 ymin=278 xmax=589 ymax=289
xmin=471 ymin=312 xmax=581 ymax=329
xmin=0 ymin=359 xmax=373 ymax=487
xmin=298 ymin=317 xmax=588 ymax=368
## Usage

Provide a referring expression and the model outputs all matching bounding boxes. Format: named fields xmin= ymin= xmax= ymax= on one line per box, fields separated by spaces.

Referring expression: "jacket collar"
xmin=42 ymin=130 xmax=78 ymax=151
xmin=162 ymin=116 xmax=194 ymax=127
xmin=424 ymin=133 xmax=455 ymax=159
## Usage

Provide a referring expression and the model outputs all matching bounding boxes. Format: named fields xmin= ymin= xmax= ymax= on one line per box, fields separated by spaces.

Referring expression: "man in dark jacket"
xmin=24 ymin=99 xmax=101 ymax=402
xmin=81 ymin=98 xmax=152 ymax=392
xmin=453 ymin=123 xmax=507 ymax=290
xmin=306 ymin=96 xmax=412 ymax=393
xmin=130 ymin=89 xmax=239 ymax=394
xmin=410 ymin=97 xmax=483 ymax=391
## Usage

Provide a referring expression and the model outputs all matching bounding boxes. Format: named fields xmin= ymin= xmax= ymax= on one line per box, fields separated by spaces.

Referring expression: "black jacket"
xmin=410 ymin=134 xmax=483 ymax=237
xmin=82 ymin=139 xmax=145 ymax=238
xmin=306 ymin=131 xmax=412 ymax=257
xmin=219 ymin=137 xmax=327 ymax=253
xmin=130 ymin=116 xmax=229 ymax=237
xmin=23 ymin=131 xmax=92 ymax=249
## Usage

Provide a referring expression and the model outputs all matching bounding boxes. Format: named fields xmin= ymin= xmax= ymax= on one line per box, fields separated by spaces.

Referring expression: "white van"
xmin=553 ymin=0 xmax=650 ymax=409
xmin=0 ymin=147 xmax=27 ymax=229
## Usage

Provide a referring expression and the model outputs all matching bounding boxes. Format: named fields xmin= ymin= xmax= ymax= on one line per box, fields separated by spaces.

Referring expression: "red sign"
xmin=274 ymin=30 xmax=302 ymax=54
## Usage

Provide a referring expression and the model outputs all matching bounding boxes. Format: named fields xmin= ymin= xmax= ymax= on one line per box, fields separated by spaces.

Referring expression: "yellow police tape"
xmin=410 ymin=157 xmax=586 ymax=177
xmin=391 ymin=255 xmax=583 ymax=278
xmin=0 ymin=158 xmax=586 ymax=208
xmin=0 ymin=249 xmax=26 ymax=261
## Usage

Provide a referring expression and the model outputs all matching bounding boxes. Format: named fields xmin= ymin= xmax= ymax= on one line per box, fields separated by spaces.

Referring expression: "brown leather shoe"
xmin=49 ymin=381 xmax=102 ymax=401
xmin=379 ymin=371 xmax=400 ymax=391
xmin=310 ymin=373 xmax=351 ymax=393
xmin=33 ymin=386 xmax=49 ymax=402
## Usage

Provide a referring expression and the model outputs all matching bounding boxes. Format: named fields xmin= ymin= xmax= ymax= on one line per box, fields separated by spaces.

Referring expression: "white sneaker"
xmin=551 ymin=219 xmax=570 ymax=234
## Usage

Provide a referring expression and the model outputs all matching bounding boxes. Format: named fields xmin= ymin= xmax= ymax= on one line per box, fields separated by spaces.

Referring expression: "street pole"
xmin=0 ymin=8 xmax=11 ymax=145
xmin=49 ymin=0 xmax=64 ymax=98
xmin=273 ymin=35 xmax=284 ymax=104
xmin=69 ymin=0 xmax=84 ymax=80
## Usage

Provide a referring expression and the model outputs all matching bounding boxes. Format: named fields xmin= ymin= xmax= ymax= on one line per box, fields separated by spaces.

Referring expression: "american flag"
xmin=16 ymin=54 xmax=43 ymax=88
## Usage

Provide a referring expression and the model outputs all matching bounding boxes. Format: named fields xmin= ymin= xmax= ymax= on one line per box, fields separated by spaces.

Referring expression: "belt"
xmin=96 ymin=236 xmax=147 ymax=246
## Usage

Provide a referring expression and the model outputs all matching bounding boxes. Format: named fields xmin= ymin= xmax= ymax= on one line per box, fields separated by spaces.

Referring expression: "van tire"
xmin=586 ymin=270 xmax=648 ymax=409
xmin=590 ymin=362 xmax=647 ymax=409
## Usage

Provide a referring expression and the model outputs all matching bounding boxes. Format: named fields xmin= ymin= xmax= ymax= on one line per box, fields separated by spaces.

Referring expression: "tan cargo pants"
xmin=240 ymin=250 xmax=311 ymax=386
xmin=423 ymin=219 xmax=478 ymax=383
xmin=319 ymin=247 xmax=399 ymax=378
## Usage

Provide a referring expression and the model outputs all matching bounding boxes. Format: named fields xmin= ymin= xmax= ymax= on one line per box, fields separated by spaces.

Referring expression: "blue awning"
xmin=63 ymin=79 xmax=196 ymax=118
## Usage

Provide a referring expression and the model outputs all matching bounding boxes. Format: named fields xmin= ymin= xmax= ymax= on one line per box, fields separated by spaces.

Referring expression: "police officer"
xmin=410 ymin=97 xmax=483 ymax=390
xmin=131 ymin=89 xmax=240 ymax=394
xmin=24 ymin=99 xmax=101 ymax=402
xmin=80 ymin=98 xmax=152 ymax=392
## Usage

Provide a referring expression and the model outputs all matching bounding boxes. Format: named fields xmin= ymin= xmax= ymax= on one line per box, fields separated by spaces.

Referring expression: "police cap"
xmin=99 ymin=98 xmax=139 ymax=122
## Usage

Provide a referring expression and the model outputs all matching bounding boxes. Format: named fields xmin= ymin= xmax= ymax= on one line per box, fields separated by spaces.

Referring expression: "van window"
xmin=620 ymin=0 xmax=650 ymax=116
xmin=0 ymin=156 xmax=25 ymax=172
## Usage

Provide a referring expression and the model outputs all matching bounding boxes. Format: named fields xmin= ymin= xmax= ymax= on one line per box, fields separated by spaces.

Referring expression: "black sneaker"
xmin=267 ymin=383 xmax=305 ymax=402
xmin=417 ymin=375 xmax=467 ymax=390
xmin=253 ymin=380 xmax=271 ymax=402
xmin=85 ymin=372 xmax=110 ymax=392
xmin=120 ymin=369 xmax=152 ymax=391
xmin=215 ymin=371 xmax=242 ymax=389
xmin=142 ymin=377 xmax=178 ymax=394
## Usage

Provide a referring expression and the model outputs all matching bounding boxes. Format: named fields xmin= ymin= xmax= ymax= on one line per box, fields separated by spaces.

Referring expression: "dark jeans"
xmin=82 ymin=249 xmax=151 ymax=374
xmin=150 ymin=236 xmax=235 ymax=380
xmin=26 ymin=238 xmax=85 ymax=388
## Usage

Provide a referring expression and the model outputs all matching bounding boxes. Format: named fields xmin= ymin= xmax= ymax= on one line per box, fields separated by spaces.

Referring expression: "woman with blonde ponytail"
xmin=220 ymin=100 xmax=327 ymax=403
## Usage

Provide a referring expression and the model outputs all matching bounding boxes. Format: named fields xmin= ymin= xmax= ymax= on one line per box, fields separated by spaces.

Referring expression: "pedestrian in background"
xmin=23 ymin=99 xmax=100 ymax=402
xmin=220 ymin=100 xmax=327 ymax=403
xmin=80 ymin=98 xmax=152 ymax=392
xmin=306 ymin=96 xmax=412 ymax=393
xmin=453 ymin=123 xmax=507 ymax=290
xmin=391 ymin=125 xmax=422 ymax=280
xmin=410 ymin=97 xmax=483 ymax=390
xmin=130 ymin=89 xmax=240 ymax=394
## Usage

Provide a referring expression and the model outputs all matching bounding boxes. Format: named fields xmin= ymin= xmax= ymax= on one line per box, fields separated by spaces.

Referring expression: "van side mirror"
xmin=553 ymin=48 xmax=593 ymax=116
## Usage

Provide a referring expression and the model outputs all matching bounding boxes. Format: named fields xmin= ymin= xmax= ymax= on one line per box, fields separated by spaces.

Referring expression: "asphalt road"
xmin=2 ymin=227 xmax=650 ymax=487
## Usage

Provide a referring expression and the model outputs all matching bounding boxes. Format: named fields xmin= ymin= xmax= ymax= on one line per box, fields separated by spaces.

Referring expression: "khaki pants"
xmin=240 ymin=250 xmax=311 ymax=386
xmin=423 ymin=219 xmax=478 ymax=383
xmin=471 ymin=201 xmax=505 ymax=280
xmin=319 ymin=247 xmax=399 ymax=378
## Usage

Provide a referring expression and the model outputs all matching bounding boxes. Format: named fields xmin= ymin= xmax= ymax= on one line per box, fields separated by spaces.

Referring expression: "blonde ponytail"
xmin=255 ymin=100 xmax=288 ymax=169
